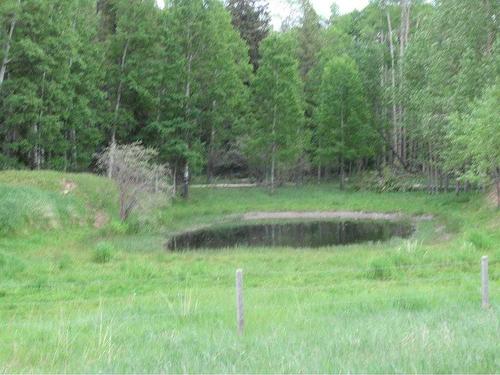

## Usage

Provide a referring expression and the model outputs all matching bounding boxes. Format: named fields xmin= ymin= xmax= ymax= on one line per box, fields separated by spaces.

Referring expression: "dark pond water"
xmin=166 ymin=220 xmax=414 ymax=251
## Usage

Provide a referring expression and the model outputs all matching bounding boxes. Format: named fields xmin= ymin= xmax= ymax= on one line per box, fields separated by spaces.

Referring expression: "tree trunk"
xmin=270 ymin=86 xmax=277 ymax=193
xmin=207 ymin=100 xmax=216 ymax=183
xmin=172 ymin=165 xmax=177 ymax=196
xmin=495 ymin=167 xmax=500 ymax=209
xmin=398 ymin=0 xmax=411 ymax=165
xmin=108 ymin=38 xmax=129 ymax=178
xmin=0 ymin=10 xmax=16 ymax=92
xmin=340 ymin=156 xmax=345 ymax=191
xmin=339 ymin=105 xmax=345 ymax=190
xmin=271 ymin=143 xmax=276 ymax=193
xmin=182 ymin=161 xmax=189 ymax=199
xmin=386 ymin=7 xmax=398 ymax=166
xmin=71 ymin=127 xmax=77 ymax=170
xmin=33 ymin=71 xmax=46 ymax=170
xmin=181 ymin=28 xmax=193 ymax=198
xmin=119 ymin=191 xmax=127 ymax=221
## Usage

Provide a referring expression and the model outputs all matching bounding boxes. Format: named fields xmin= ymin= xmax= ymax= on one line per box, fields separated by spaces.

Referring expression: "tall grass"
xmin=0 ymin=171 xmax=118 ymax=235
xmin=0 ymin=171 xmax=498 ymax=372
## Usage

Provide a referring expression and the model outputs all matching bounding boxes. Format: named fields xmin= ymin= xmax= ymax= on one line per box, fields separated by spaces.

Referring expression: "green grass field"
xmin=0 ymin=171 xmax=498 ymax=372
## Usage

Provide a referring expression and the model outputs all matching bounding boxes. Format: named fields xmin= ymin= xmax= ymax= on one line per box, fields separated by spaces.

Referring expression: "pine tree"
xmin=198 ymin=1 xmax=252 ymax=182
xmin=100 ymin=0 xmax=163 ymax=176
xmin=62 ymin=0 xmax=105 ymax=171
xmin=141 ymin=0 xmax=250 ymax=196
xmin=315 ymin=56 xmax=372 ymax=189
xmin=226 ymin=0 xmax=271 ymax=72
xmin=0 ymin=1 xmax=87 ymax=169
xmin=250 ymin=33 xmax=305 ymax=191
xmin=297 ymin=0 xmax=322 ymax=81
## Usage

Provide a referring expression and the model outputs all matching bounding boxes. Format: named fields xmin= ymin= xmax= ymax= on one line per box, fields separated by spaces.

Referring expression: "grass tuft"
xmin=467 ymin=230 xmax=494 ymax=249
xmin=92 ymin=242 xmax=115 ymax=264
xmin=366 ymin=257 xmax=393 ymax=280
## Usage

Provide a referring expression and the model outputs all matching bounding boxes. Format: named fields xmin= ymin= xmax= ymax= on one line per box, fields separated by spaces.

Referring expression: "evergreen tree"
xmin=249 ymin=33 xmax=304 ymax=191
xmin=315 ymin=56 xmax=372 ymax=189
xmin=141 ymin=0 xmax=250 ymax=195
xmin=198 ymin=1 xmax=252 ymax=182
xmin=62 ymin=0 xmax=105 ymax=171
xmin=226 ymin=0 xmax=271 ymax=71
xmin=297 ymin=0 xmax=322 ymax=81
xmin=0 ymin=0 xmax=102 ymax=170
xmin=101 ymin=0 xmax=162 ymax=176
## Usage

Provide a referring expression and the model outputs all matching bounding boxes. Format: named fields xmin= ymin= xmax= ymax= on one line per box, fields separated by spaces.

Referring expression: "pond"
xmin=166 ymin=220 xmax=414 ymax=251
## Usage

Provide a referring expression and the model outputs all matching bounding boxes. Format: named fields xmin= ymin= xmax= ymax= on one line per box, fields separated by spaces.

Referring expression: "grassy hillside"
xmin=0 ymin=170 xmax=118 ymax=235
xmin=0 ymin=171 xmax=498 ymax=372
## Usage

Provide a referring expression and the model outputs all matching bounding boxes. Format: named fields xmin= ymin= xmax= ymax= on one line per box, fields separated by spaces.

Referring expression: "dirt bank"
xmin=242 ymin=211 xmax=432 ymax=221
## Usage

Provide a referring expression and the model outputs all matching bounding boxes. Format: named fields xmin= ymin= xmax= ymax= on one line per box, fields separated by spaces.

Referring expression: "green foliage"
xmin=315 ymin=55 xmax=374 ymax=188
xmin=108 ymin=220 xmax=130 ymax=235
xmin=92 ymin=242 xmax=115 ymax=264
xmin=0 ymin=0 xmax=497 ymax=193
xmin=226 ymin=0 xmax=271 ymax=71
xmin=447 ymin=82 xmax=500 ymax=189
xmin=0 ymin=0 xmax=104 ymax=170
xmin=139 ymin=0 xmax=251 ymax=184
xmin=467 ymin=231 xmax=494 ymax=250
xmin=0 ymin=171 xmax=118 ymax=235
xmin=353 ymin=168 xmax=423 ymax=193
xmin=403 ymin=0 xmax=497 ymax=184
xmin=0 ymin=183 xmax=499 ymax=372
xmin=0 ymin=154 xmax=25 ymax=170
xmin=249 ymin=33 xmax=305 ymax=186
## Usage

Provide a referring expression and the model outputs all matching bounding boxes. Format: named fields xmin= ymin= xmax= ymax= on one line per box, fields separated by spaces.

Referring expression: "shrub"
xmin=96 ymin=142 xmax=173 ymax=221
xmin=92 ymin=242 xmax=115 ymax=264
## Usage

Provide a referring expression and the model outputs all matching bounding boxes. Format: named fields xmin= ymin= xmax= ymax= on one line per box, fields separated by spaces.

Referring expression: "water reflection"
xmin=166 ymin=220 xmax=414 ymax=251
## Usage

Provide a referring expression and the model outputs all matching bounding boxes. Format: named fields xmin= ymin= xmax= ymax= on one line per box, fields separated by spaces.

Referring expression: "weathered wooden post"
xmin=236 ymin=268 xmax=244 ymax=335
xmin=481 ymin=256 xmax=489 ymax=309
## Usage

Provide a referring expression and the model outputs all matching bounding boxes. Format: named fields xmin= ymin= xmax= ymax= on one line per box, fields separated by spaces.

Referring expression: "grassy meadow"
xmin=0 ymin=171 xmax=499 ymax=372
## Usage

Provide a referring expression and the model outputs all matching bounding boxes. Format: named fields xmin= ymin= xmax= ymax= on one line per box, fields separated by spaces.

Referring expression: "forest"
xmin=1 ymin=1 xmax=499 ymax=372
xmin=0 ymin=0 xmax=498 ymax=199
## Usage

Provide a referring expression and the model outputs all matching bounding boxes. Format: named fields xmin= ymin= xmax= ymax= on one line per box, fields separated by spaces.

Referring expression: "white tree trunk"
xmin=33 ymin=71 xmax=46 ymax=170
xmin=398 ymin=0 xmax=411 ymax=164
xmin=386 ymin=7 xmax=398 ymax=164
xmin=340 ymin=105 xmax=345 ymax=190
xmin=182 ymin=161 xmax=189 ymax=198
xmin=0 ymin=12 xmax=17 ymax=91
xmin=271 ymin=101 xmax=277 ymax=193
xmin=495 ymin=167 xmax=500 ymax=209
xmin=108 ymin=39 xmax=129 ymax=178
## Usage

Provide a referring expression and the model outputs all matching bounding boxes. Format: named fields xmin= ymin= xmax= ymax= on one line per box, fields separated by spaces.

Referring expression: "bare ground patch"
xmin=242 ymin=211 xmax=433 ymax=221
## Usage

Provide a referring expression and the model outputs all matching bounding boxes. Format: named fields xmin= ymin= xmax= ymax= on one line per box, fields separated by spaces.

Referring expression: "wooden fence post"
xmin=236 ymin=268 xmax=244 ymax=334
xmin=481 ymin=256 xmax=489 ymax=309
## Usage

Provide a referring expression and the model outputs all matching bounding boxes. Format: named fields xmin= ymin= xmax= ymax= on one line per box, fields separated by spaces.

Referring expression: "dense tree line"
xmin=0 ymin=0 xmax=498 ymax=201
